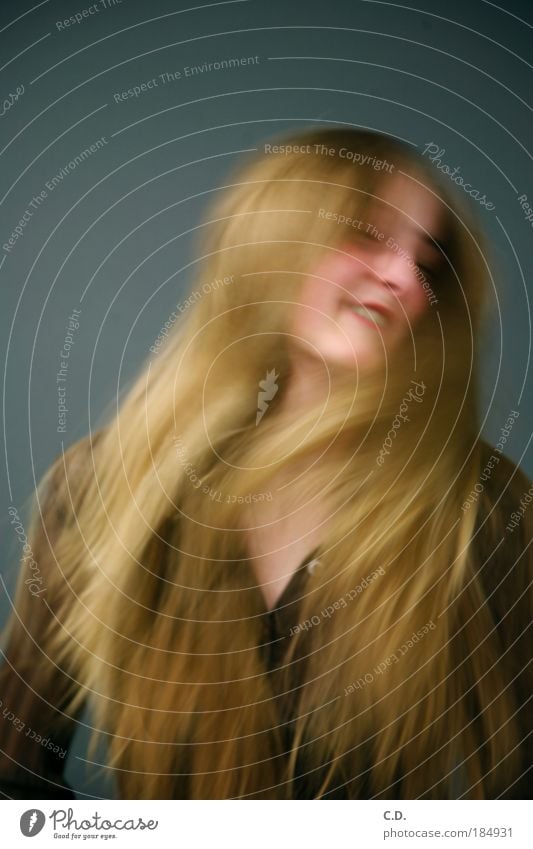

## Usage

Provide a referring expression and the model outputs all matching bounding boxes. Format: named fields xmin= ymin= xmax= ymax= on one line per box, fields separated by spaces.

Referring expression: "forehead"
xmin=367 ymin=172 xmax=448 ymax=241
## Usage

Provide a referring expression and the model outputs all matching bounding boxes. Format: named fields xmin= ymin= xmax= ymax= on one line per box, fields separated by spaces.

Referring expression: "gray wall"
xmin=1 ymin=0 xmax=532 ymax=798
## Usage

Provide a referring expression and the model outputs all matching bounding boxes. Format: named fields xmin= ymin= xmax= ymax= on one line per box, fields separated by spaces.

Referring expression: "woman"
xmin=1 ymin=127 xmax=531 ymax=800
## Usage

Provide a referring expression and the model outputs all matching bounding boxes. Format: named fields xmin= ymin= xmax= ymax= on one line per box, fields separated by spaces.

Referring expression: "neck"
xmin=277 ymin=352 xmax=345 ymax=418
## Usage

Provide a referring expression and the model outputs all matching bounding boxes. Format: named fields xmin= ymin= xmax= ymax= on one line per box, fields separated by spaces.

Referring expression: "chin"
xmin=319 ymin=346 xmax=384 ymax=374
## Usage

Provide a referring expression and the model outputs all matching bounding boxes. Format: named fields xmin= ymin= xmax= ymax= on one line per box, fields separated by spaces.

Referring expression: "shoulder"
xmin=36 ymin=430 xmax=104 ymax=532
xmin=5 ymin=431 xmax=104 ymax=631
xmin=14 ymin=430 xmax=106 ymax=608
xmin=476 ymin=439 xmax=532 ymax=536
xmin=472 ymin=439 xmax=532 ymax=640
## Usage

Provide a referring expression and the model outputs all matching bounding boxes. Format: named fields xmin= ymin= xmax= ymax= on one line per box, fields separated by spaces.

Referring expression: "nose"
xmin=369 ymin=243 xmax=418 ymax=296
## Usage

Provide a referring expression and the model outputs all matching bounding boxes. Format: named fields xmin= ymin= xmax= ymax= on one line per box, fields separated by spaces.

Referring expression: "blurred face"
xmin=288 ymin=173 xmax=448 ymax=372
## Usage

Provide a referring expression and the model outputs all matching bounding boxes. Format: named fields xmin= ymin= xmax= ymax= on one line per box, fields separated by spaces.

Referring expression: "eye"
xmin=416 ymin=262 xmax=436 ymax=281
xmin=357 ymin=228 xmax=382 ymax=245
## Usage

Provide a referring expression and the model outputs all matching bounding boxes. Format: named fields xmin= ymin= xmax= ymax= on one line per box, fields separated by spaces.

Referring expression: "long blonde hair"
xmin=39 ymin=128 xmax=521 ymax=798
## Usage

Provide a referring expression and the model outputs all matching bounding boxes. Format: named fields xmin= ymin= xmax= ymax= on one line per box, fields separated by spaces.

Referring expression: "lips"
xmin=341 ymin=298 xmax=393 ymax=329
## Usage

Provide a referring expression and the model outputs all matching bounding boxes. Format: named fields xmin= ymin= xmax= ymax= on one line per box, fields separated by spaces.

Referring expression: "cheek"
xmin=289 ymin=279 xmax=334 ymax=339
xmin=296 ymin=251 xmax=364 ymax=311
xmin=292 ymin=255 xmax=348 ymax=318
xmin=399 ymin=280 xmax=431 ymax=324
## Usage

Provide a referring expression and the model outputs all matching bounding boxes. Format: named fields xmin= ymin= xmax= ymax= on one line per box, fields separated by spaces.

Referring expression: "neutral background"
xmin=1 ymin=0 xmax=532 ymax=798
